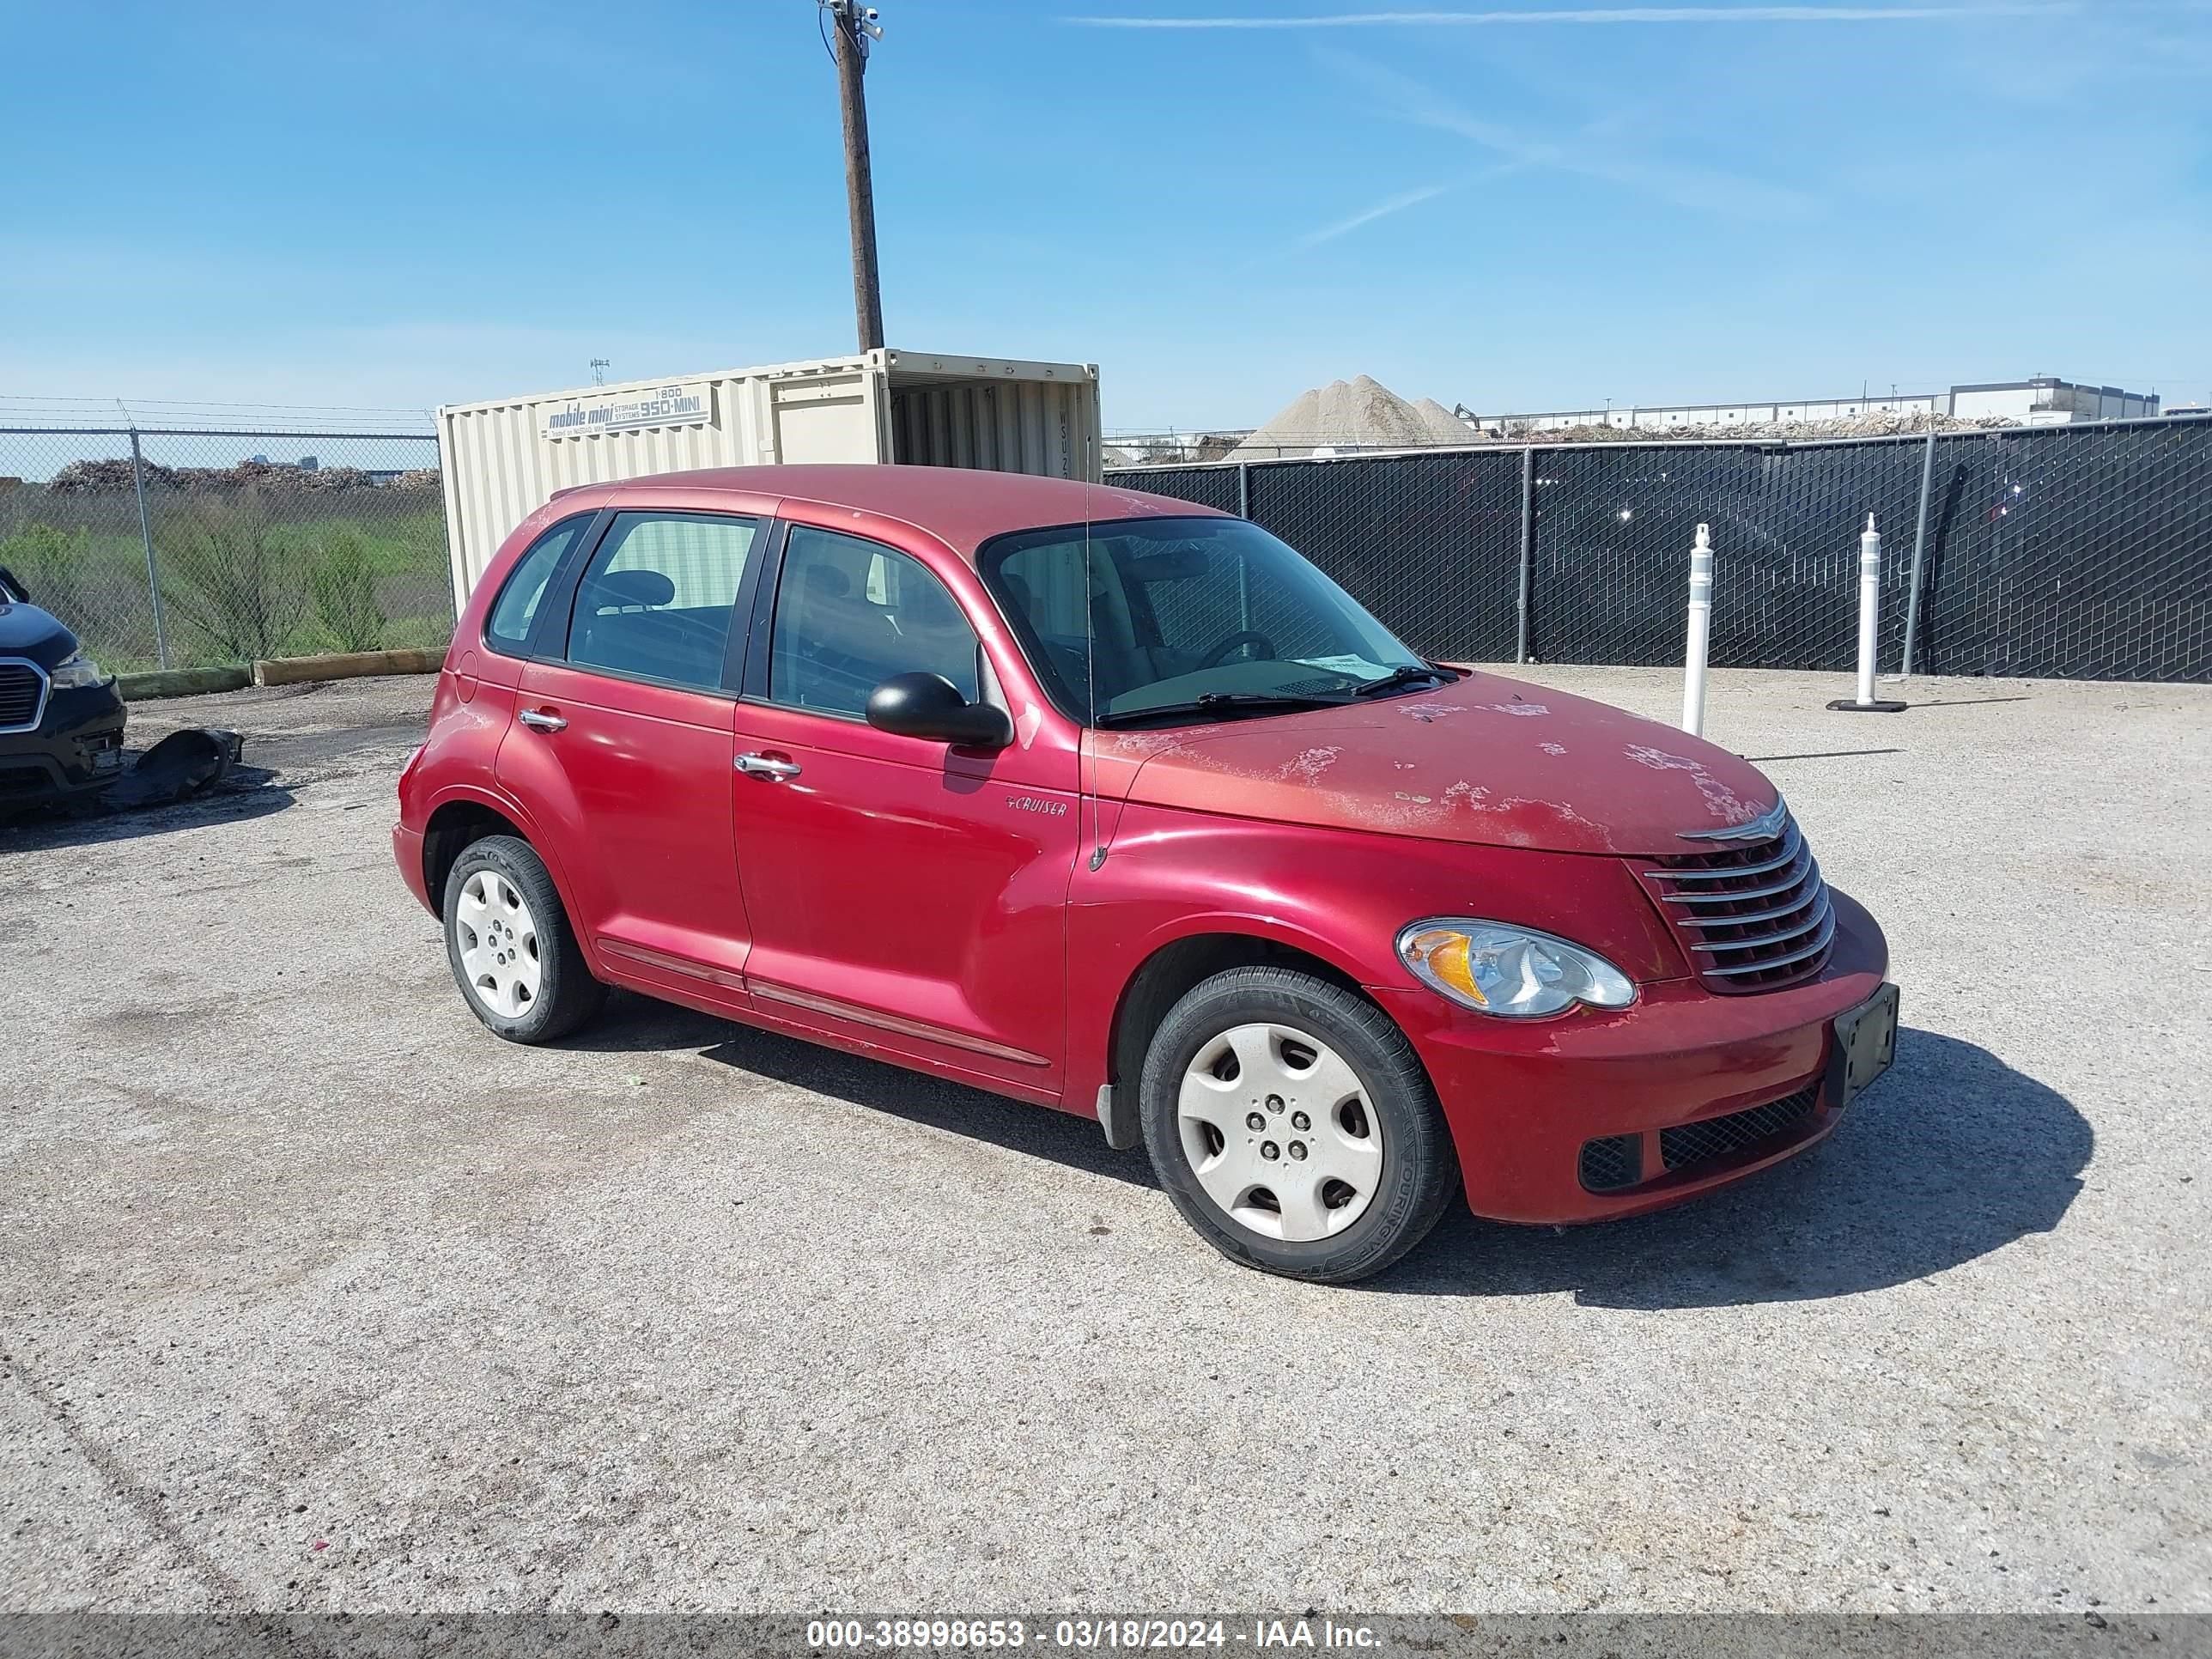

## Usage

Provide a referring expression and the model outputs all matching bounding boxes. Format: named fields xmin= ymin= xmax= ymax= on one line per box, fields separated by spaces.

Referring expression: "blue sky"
xmin=4 ymin=1 xmax=2208 ymax=430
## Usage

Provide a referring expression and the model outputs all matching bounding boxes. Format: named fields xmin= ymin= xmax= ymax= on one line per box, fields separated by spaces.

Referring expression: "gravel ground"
xmin=2 ymin=666 xmax=2206 ymax=1615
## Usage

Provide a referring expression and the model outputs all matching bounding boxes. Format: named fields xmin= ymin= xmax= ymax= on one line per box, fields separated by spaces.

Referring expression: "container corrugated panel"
xmin=888 ymin=374 xmax=1097 ymax=482
xmin=438 ymin=349 xmax=1099 ymax=605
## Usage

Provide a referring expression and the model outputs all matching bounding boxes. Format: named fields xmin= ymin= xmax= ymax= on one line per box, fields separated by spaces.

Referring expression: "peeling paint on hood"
xmin=1109 ymin=672 xmax=1777 ymax=855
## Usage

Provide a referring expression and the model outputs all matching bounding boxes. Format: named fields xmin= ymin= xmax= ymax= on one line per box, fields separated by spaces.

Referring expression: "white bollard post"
xmin=1854 ymin=513 xmax=1881 ymax=703
xmin=1828 ymin=512 xmax=1908 ymax=713
xmin=1681 ymin=522 xmax=1713 ymax=736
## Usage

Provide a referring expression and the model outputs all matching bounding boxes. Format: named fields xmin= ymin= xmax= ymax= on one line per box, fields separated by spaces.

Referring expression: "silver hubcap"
xmin=1177 ymin=1023 xmax=1385 ymax=1243
xmin=455 ymin=870 xmax=541 ymax=1019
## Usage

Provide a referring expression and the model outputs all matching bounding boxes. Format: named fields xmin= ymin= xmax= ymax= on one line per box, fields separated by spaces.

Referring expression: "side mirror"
xmin=866 ymin=671 xmax=1013 ymax=749
xmin=0 ymin=565 xmax=23 ymax=604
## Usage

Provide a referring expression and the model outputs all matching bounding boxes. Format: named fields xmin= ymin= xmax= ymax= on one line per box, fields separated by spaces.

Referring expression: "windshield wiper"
xmin=1350 ymin=664 xmax=1453 ymax=697
xmin=1095 ymin=691 xmax=1345 ymax=728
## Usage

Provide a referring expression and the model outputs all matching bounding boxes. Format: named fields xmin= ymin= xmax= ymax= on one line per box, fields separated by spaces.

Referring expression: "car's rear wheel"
xmin=1139 ymin=966 xmax=1457 ymax=1283
xmin=441 ymin=835 xmax=605 ymax=1043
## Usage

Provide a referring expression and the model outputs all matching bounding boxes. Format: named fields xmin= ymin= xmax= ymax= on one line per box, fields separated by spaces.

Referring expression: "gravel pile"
xmin=1231 ymin=375 xmax=1479 ymax=459
xmin=1413 ymin=398 xmax=1480 ymax=445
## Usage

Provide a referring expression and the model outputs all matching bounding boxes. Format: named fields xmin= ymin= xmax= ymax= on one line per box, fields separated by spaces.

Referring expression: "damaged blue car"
xmin=0 ymin=563 xmax=127 ymax=812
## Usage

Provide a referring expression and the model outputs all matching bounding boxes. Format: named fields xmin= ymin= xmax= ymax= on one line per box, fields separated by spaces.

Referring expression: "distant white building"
xmin=1484 ymin=377 xmax=2160 ymax=434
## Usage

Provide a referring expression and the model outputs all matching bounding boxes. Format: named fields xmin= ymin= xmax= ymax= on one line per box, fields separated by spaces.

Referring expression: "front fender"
xmin=1064 ymin=802 xmax=1686 ymax=1109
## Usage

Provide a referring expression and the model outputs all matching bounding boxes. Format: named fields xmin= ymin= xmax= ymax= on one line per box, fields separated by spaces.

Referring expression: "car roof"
xmin=595 ymin=465 xmax=1230 ymax=562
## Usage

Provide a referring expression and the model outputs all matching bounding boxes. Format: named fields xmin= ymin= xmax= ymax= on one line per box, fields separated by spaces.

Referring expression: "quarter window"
xmin=565 ymin=512 xmax=757 ymax=690
xmin=769 ymin=526 xmax=979 ymax=716
xmin=485 ymin=514 xmax=592 ymax=653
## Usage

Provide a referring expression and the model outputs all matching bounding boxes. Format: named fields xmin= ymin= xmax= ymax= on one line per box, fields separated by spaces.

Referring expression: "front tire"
xmin=1139 ymin=966 xmax=1456 ymax=1283
xmin=441 ymin=835 xmax=605 ymax=1043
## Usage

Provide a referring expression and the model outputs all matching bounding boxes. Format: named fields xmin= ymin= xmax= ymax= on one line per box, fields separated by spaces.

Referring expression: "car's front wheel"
xmin=441 ymin=835 xmax=605 ymax=1043
xmin=1139 ymin=966 xmax=1457 ymax=1283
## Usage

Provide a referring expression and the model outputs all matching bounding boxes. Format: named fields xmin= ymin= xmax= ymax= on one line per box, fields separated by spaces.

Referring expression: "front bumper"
xmin=1376 ymin=886 xmax=1891 ymax=1224
xmin=0 ymin=684 xmax=127 ymax=808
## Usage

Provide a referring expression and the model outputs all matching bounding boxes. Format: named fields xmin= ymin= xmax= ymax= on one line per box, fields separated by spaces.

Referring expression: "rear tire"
xmin=441 ymin=835 xmax=605 ymax=1043
xmin=1139 ymin=966 xmax=1456 ymax=1284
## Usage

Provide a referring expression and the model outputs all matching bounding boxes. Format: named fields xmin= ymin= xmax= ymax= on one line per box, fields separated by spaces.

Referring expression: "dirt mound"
xmin=1232 ymin=375 xmax=1471 ymax=459
xmin=1413 ymin=397 xmax=1478 ymax=446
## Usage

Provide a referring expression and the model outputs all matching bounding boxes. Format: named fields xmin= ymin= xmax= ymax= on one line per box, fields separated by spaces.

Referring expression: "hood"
xmin=0 ymin=601 xmax=78 ymax=669
xmin=1104 ymin=672 xmax=1778 ymax=857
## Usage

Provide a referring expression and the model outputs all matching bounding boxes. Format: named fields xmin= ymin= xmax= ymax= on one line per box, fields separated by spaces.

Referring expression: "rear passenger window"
xmin=485 ymin=515 xmax=592 ymax=652
xmin=565 ymin=512 xmax=757 ymax=690
xmin=769 ymin=526 xmax=979 ymax=716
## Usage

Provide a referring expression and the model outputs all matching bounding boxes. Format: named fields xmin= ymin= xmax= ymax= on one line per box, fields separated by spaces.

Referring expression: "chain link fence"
xmin=1111 ymin=415 xmax=2212 ymax=683
xmin=0 ymin=427 xmax=449 ymax=673
xmin=10 ymin=417 xmax=2202 ymax=682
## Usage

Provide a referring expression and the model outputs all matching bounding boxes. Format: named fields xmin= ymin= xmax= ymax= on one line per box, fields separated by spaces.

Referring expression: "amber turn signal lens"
xmin=1402 ymin=927 xmax=1487 ymax=1006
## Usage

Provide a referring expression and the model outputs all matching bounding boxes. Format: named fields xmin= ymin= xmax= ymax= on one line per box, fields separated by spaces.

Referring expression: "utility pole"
xmin=823 ymin=0 xmax=886 ymax=351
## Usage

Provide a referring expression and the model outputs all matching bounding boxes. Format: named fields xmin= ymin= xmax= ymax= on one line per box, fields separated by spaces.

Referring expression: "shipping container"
xmin=435 ymin=348 xmax=1101 ymax=605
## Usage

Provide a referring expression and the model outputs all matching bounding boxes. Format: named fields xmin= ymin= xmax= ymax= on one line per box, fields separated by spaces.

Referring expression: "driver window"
xmin=769 ymin=526 xmax=980 ymax=716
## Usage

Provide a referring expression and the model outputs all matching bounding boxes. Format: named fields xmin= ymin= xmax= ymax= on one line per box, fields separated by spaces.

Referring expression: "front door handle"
xmin=736 ymin=752 xmax=801 ymax=781
xmin=518 ymin=708 xmax=567 ymax=733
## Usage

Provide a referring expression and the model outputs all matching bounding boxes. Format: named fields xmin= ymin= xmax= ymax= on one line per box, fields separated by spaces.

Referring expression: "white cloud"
xmin=1322 ymin=50 xmax=1820 ymax=221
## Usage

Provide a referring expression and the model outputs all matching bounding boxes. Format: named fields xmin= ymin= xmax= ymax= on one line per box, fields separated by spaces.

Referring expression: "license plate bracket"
xmin=1828 ymin=981 xmax=1899 ymax=1109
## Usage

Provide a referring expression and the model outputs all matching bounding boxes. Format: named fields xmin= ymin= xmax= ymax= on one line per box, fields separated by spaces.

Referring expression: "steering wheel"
xmin=1200 ymin=629 xmax=1276 ymax=669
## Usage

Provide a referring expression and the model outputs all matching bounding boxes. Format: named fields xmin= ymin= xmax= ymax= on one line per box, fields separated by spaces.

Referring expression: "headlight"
xmin=1397 ymin=918 xmax=1636 ymax=1018
xmin=50 ymin=653 xmax=111 ymax=690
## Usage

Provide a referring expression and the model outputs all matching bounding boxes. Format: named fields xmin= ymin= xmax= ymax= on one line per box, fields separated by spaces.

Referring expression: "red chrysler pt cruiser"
xmin=395 ymin=465 xmax=1896 ymax=1283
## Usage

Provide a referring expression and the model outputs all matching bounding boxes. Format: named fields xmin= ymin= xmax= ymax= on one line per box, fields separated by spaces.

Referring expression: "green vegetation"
xmin=307 ymin=527 xmax=388 ymax=653
xmin=0 ymin=521 xmax=101 ymax=623
xmin=0 ymin=484 xmax=453 ymax=670
xmin=158 ymin=495 xmax=311 ymax=663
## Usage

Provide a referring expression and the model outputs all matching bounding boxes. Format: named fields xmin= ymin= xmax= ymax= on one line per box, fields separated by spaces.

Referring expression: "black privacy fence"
xmin=1107 ymin=416 xmax=2212 ymax=683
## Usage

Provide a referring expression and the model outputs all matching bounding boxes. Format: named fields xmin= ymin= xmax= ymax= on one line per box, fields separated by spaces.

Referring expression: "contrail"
xmin=1298 ymin=183 xmax=1455 ymax=246
xmin=1068 ymin=6 xmax=2068 ymax=28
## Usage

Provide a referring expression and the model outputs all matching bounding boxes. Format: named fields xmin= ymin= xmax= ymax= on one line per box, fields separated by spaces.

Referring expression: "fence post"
xmin=1236 ymin=462 xmax=1249 ymax=520
xmin=127 ymin=428 xmax=172 ymax=670
xmin=1681 ymin=524 xmax=1713 ymax=735
xmin=1901 ymin=426 xmax=1937 ymax=676
xmin=1515 ymin=447 xmax=1534 ymax=663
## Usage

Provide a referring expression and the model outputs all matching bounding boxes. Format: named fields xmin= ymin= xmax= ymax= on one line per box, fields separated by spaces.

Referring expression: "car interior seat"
xmin=571 ymin=567 xmax=726 ymax=684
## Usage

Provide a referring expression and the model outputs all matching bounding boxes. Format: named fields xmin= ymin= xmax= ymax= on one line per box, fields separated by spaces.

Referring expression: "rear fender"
xmin=416 ymin=781 xmax=595 ymax=967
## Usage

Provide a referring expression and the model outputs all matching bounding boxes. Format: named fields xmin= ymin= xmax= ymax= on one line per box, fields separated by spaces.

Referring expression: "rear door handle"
xmin=518 ymin=708 xmax=567 ymax=732
xmin=736 ymin=752 xmax=801 ymax=781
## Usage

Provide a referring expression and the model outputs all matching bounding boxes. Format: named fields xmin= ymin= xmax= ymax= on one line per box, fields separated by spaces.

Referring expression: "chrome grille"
xmin=0 ymin=660 xmax=46 ymax=731
xmin=1643 ymin=810 xmax=1833 ymax=992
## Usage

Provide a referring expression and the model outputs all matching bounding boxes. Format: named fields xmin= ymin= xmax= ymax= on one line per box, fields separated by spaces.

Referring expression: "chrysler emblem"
xmin=1678 ymin=797 xmax=1789 ymax=843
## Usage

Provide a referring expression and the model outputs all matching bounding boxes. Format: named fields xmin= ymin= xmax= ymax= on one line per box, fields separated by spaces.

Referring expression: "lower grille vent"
xmin=1659 ymin=1084 xmax=1821 ymax=1171
xmin=1577 ymin=1135 xmax=1643 ymax=1194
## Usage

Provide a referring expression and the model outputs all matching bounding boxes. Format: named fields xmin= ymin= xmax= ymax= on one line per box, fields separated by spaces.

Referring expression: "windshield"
xmin=979 ymin=515 xmax=1431 ymax=725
